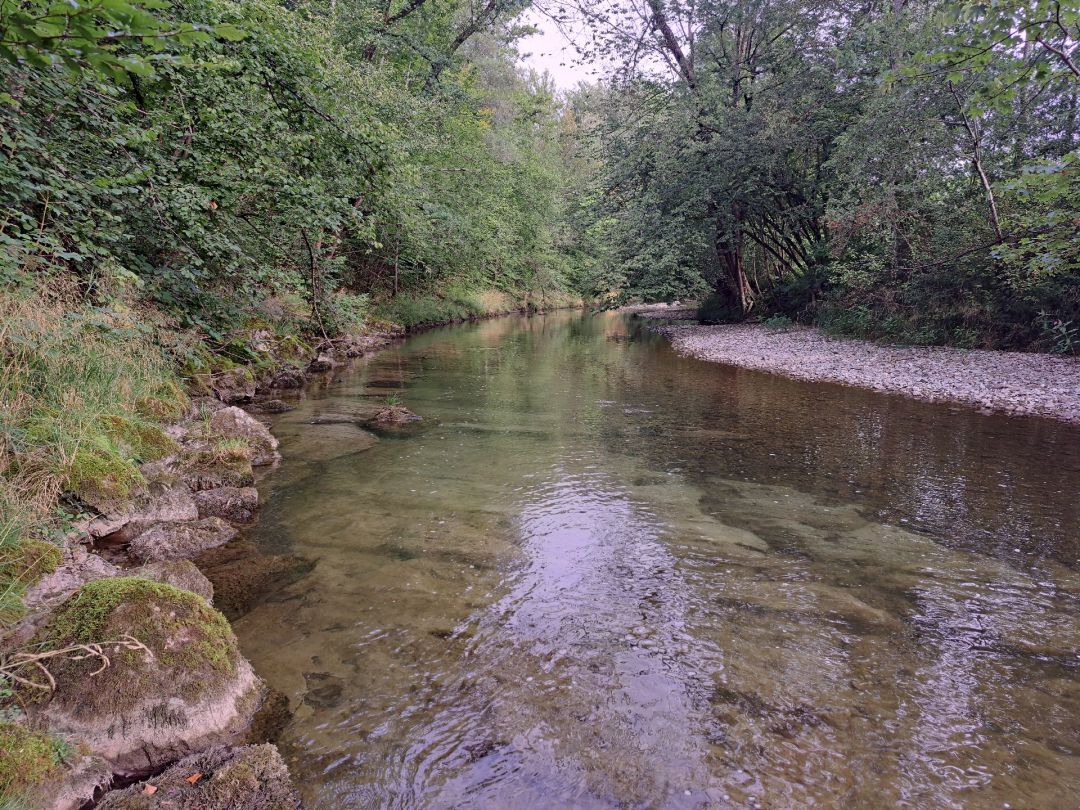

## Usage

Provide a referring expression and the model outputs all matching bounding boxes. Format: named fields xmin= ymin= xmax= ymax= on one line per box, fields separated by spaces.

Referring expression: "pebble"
xmin=657 ymin=323 xmax=1080 ymax=424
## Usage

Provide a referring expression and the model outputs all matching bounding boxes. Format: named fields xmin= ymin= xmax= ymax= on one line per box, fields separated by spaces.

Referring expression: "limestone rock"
xmin=83 ymin=483 xmax=198 ymax=541
xmin=22 ymin=578 xmax=264 ymax=777
xmin=96 ymin=744 xmax=300 ymax=809
xmin=180 ymin=460 xmax=255 ymax=492
xmin=194 ymin=487 xmax=259 ymax=523
xmin=24 ymin=546 xmax=121 ymax=612
xmin=134 ymin=560 xmax=214 ymax=602
xmin=211 ymin=368 xmax=255 ymax=404
xmin=209 ymin=407 xmax=280 ymax=467
xmin=128 ymin=518 xmax=238 ymax=563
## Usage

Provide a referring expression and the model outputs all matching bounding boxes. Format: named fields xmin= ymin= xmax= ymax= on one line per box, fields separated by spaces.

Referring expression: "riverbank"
xmin=1 ymin=332 xmax=404 ymax=808
xmin=655 ymin=321 xmax=1080 ymax=424
xmin=0 ymin=290 xmax=590 ymax=807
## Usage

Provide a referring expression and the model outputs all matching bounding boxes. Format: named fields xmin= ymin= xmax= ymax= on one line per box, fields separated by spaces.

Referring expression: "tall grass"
xmin=0 ymin=290 xmax=187 ymax=629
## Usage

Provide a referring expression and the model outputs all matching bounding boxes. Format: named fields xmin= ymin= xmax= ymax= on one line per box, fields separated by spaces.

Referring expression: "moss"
xmin=26 ymin=577 xmax=240 ymax=713
xmin=0 ymin=723 xmax=63 ymax=803
xmin=65 ymin=445 xmax=144 ymax=503
xmin=135 ymin=379 xmax=189 ymax=422
xmin=101 ymin=415 xmax=179 ymax=462
xmin=46 ymin=578 xmax=234 ymax=669
xmin=0 ymin=539 xmax=61 ymax=590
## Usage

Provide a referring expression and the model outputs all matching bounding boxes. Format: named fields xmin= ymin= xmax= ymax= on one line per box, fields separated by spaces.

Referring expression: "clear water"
xmin=234 ymin=311 xmax=1080 ymax=809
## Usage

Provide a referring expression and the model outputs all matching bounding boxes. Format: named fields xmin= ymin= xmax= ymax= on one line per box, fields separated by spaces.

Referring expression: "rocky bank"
xmin=1 ymin=330 xmax=399 ymax=809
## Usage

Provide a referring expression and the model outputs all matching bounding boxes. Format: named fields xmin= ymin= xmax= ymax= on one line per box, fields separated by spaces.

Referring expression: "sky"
xmin=516 ymin=8 xmax=600 ymax=91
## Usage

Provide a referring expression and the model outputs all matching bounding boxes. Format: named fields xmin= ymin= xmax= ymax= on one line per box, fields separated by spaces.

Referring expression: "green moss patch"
xmin=0 ymin=723 xmax=64 ymax=803
xmin=101 ymin=415 xmax=179 ymax=462
xmin=28 ymin=578 xmax=240 ymax=715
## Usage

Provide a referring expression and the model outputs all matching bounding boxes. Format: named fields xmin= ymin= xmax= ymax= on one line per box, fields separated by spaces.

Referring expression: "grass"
xmin=0 ymin=722 xmax=67 ymax=805
xmin=0 ymin=289 xmax=187 ymax=629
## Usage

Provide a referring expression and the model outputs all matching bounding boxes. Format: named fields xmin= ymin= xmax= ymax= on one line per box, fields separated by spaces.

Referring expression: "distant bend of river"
xmin=235 ymin=311 xmax=1080 ymax=809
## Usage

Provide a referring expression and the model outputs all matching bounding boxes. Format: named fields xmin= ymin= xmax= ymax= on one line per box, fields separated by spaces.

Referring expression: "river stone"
xmin=194 ymin=540 xmax=314 ymax=619
xmin=22 ymin=750 xmax=113 ymax=810
xmin=194 ymin=486 xmax=259 ymax=523
xmin=269 ymin=366 xmax=305 ymax=389
xmin=371 ymin=404 xmax=421 ymax=424
xmin=96 ymin=744 xmax=300 ymax=810
xmin=209 ymin=407 xmax=280 ymax=467
xmin=134 ymin=560 xmax=214 ymax=602
xmin=211 ymin=368 xmax=255 ymax=404
xmin=22 ymin=578 xmax=264 ymax=777
xmin=128 ymin=518 xmax=238 ymax=563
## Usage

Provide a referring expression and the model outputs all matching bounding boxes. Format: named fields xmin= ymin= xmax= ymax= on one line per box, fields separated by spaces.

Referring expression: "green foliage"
xmin=567 ymin=0 xmax=1079 ymax=349
xmin=761 ymin=314 xmax=794 ymax=332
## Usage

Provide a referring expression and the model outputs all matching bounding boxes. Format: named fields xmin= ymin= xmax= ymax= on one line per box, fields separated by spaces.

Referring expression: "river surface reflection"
xmin=234 ymin=311 xmax=1080 ymax=809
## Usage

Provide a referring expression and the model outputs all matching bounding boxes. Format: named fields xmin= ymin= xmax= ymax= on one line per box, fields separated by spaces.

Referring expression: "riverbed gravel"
xmin=656 ymin=322 xmax=1080 ymax=424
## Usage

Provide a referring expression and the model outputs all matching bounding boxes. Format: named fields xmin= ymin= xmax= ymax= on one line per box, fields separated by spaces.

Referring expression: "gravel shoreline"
xmin=654 ymin=322 xmax=1080 ymax=424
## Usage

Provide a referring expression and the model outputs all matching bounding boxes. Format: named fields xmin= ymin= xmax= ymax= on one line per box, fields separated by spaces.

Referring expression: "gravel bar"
xmin=656 ymin=323 xmax=1080 ymax=424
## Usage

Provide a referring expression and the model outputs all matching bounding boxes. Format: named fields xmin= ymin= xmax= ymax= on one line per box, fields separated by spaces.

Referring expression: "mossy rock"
xmin=101 ymin=415 xmax=179 ymax=462
xmin=23 ymin=578 xmax=263 ymax=776
xmin=97 ymin=744 xmax=299 ymax=810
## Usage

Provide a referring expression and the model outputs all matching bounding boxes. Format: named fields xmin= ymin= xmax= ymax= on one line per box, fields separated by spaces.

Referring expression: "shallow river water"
xmin=235 ymin=311 xmax=1080 ymax=809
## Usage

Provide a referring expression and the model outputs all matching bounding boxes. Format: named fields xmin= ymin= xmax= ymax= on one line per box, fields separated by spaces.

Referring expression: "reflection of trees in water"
xmin=593 ymin=315 xmax=1080 ymax=566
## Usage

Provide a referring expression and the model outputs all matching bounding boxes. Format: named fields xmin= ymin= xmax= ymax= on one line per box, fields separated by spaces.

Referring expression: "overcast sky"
xmin=516 ymin=8 xmax=599 ymax=91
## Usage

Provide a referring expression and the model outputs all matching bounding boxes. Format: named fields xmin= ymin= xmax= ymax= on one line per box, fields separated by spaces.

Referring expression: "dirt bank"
xmin=656 ymin=322 xmax=1080 ymax=424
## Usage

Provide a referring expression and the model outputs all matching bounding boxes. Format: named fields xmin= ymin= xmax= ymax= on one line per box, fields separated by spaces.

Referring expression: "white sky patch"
xmin=516 ymin=8 xmax=604 ymax=91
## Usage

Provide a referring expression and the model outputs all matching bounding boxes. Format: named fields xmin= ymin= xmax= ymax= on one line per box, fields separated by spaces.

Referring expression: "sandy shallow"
xmin=655 ymin=322 xmax=1080 ymax=424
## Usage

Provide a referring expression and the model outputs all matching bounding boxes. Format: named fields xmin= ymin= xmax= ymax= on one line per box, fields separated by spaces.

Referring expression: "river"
xmin=234 ymin=311 xmax=1080 ymax=809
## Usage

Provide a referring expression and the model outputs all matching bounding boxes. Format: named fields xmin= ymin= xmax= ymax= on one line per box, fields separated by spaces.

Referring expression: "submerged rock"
xmin=128 ymin=518 xmax=238 ymax=563
xmin=195 ymin=541 xmax=314 ymax=619
xmin=194 ymin=486 xmax=259 ymax=523
xmin=283 ymin=422 xmax=378 ymax=463
xmin=96 ymin=744 xmax=300 ymax=809
xmin=209 ymin=407 xmax=280 ymax=467
xmin=22 ymin=578 xmax=264 ymax=776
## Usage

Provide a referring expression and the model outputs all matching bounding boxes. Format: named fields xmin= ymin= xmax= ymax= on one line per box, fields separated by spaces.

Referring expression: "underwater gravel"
xmin=656 ymin=323 xmax=1080 ymax=424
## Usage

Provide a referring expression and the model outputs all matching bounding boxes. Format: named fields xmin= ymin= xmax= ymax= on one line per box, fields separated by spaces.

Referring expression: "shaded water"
xmin=235 ymin=312 xmax=1080 ymax=809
